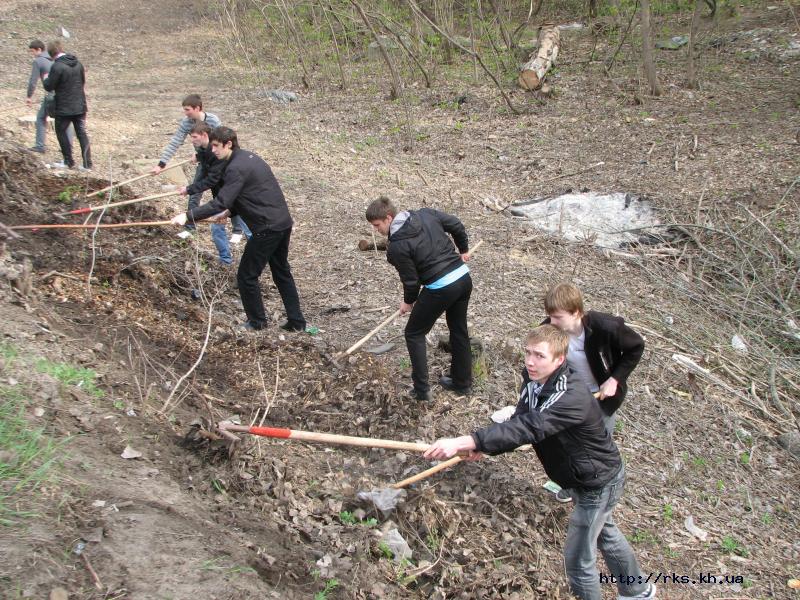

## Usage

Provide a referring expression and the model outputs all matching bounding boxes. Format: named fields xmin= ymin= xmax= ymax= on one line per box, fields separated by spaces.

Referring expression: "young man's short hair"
xmin=544 ymin=283 xmax=584 ymax=316
xmin=526 ymin=325 xmax=570 ymax=359
xmin=182 ymin=94 xmax=203 ymax=109
xmin=209 ymin=126 xmax=239 ymax=150
xmin=46 ymin=40 xmax=63 ymax=57
xmin=28 ymin=40 xmax=45 ymax=51
xmin=190 ymin=122 xmax=212 ymax=135
xmin=365 ymin=196 xmax=398 ymax=222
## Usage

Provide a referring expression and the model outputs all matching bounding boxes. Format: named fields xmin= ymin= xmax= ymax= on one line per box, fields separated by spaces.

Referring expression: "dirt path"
xmin=0 ymin=0 xmax=798 ymax=598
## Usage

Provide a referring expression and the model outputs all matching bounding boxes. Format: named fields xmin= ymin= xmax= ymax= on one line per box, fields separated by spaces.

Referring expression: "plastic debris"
xmin=731 ymin=334 xmax=748 ymax=354
xmin=357 ymin=488 xmax=406 ymax=515
xmin=656 ymin=35 xmax=689 ymax=50
xmin=684 ymin=515 xmax=708 ymax=541
xmin=381 ymin=528 xmax=412 ymax=562
xmin=120 ymin=445 xmax=142 ymax=460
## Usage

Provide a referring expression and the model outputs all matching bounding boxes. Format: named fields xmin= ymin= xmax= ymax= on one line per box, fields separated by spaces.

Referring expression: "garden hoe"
xmin=216 ymin=420 xmax=465 ymax=511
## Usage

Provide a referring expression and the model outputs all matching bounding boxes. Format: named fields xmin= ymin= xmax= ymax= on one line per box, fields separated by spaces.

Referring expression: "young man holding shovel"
xmin=170 ymin=126 xmax=307 ymax=333
xmin=366 ymin=196 xmax=472 ymax=401
xmin=424 ymin=325 xmax=656 ymax=600
xmin=178 ymin=122 xmax=251 ymax=266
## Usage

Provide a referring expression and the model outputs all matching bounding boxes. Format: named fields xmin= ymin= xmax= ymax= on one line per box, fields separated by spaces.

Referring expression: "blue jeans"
xmin=188 ymin=164 xmax=252 ymax=265
xmin=210 ymin=217 xmax=252 ymax=265
xmin=563 ymin=465 xmax=649 ymax=600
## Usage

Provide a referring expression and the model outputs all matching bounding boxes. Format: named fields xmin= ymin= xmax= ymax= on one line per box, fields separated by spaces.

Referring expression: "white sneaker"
xmin=618 ymin=584 xmax=656 ymax=599
xmin=177 ymin=230 xmax=193 ymax=240
xmin=52 ymin=161 xmax=68 ymax=169
xmin=230 ymin=233 xmax=243 ymax=245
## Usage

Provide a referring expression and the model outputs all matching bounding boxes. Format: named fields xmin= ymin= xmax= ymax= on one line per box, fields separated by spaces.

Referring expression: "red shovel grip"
xmin=249 ymin=426 xmax=292 ymax=439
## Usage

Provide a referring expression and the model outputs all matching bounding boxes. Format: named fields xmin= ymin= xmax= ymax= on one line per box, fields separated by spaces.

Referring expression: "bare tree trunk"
xmin=487 ymin=0 xmax=514 ymax=51
xmin=322 ymin=4 xmax=347 ymax=89
xmin=686 ymin=0 xmax=703 ymax=89
xmin=639 ymin=0 xmax=663 ymax=96
xmin=518 ymin=25 xmax=560 ymax=90
xmin=350 ymin=0 xmax=402 ymax=99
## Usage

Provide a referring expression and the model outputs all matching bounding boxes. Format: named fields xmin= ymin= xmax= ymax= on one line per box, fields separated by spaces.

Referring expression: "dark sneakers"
xmin=240 ymin=321 xmax=265 ymax=332
xmin=438 ymin=376 xmax=471 ymax=395
xmin=409 ymin=388 xmax=433 ymax=401
xmin=279 ymin=321 xmax=306 ymax=332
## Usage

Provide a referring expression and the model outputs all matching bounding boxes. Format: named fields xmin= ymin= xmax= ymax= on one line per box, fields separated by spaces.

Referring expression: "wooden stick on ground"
xmin=392 ymin=456 xmax=463 ymax=488
xmin=86 ymin=158 xmax=191 ymax=198
xmin=59 ymin=190 xmax=181 ymax=216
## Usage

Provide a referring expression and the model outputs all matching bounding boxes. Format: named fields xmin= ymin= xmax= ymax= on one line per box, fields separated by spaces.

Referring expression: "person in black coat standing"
xmin=170 ymin=126 xmax=306 ymax=333
xmin=42 ymin=40 xmax=91 ymax=170
xmin=366 ymin=196 xmax=473 ymax=401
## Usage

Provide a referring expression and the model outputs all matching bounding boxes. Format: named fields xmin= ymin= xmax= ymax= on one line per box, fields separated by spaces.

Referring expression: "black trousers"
xmin=54 ymin=114 xmax=91 ymax=168
xmin=237 ymin=228 xmax=305 ymax=329
xmin=405 ymin=274 xmax=472 ymax=393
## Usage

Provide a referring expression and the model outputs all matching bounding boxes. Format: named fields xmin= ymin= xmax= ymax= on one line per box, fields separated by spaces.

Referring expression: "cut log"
xmin=518 ymin=26 xmax=560 ymax=90
xmin=358 ymin=239 xmax=387 ymax=251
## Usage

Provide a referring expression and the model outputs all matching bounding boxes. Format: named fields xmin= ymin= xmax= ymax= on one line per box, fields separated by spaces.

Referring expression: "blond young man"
xmin=425 ymin=325 xmax=655 ymax=600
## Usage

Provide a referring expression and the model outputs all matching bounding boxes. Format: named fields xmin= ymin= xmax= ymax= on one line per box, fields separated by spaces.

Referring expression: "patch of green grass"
xmin=377 ymin=541 xmax=393 ymax=559
xmin=662 ymin=503 xmax=674 ymax=522
xmin=314 ymin=578 xmax=339 ymax=600
xmin=34 ymin=359 xmax=103 ymax=398
xmin=614 ymin=419 xmax=625 ymax=434
xmin=630 ymin=529 xmax=658 ymax=545
xmin=720 ymin=535 xmax=748 ymax=557
xmin=0 ymin=342 xmax=18 ymax=363
xmin=0 ymin=385 xmax=67 ymax=526
xmin=57 ymin=185 xmax=81 ymax=204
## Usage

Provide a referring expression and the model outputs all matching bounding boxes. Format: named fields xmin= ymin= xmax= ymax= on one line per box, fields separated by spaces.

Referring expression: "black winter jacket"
xmin=185 ymin=145 xmax=226 ymax=198
xmin=187 ymin=149 xmax=292 ymax=234
xmin=472 ymin=363 xmax=622 ymax=490
xmin=544 ymin=311 xmax=644 ymax=415
xmin=42 ymin=54 xmax=87 ymax=116
xmin=387 ymin=208 xmax=469 ymax=304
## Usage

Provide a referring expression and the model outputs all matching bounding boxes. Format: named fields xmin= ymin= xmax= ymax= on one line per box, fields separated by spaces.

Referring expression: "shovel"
xmin=217 ymin=421 xmax=462 ymax=509
xmin=85 ymin=158 xmax=191 ymax=198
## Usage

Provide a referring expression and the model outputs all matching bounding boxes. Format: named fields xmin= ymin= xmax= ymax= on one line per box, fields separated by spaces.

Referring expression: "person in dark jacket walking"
xmin=366 ymin=197 xmax=473 ymax=401
xmin=543 ymin=283 xmax=645 ymax=437
xmin=424 ymin=325 xmax=656 ymax=600
xmin=42 ymin=40 xmax=91 ymax=170
xmin=178 ymin=122 xmax=251 ymax=265
xmin=170 ymin=126 xmax=306 ymax=333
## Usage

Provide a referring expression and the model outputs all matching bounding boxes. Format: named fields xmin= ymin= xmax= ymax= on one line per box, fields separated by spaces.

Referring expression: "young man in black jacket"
xmin=366 ymin=197 xmax=472 ymax=401
xmin=544 ymin=283 xmax=645 ymax=436
xmin=178 ymin=122 xmax=251 ymax=265
xmin=170 ymin=126 xmax=306 ymax=332
xmin=424 ymin=325 xmax=655 ymax=600
xmin=42 ymin=40 xmax=91 ymax=170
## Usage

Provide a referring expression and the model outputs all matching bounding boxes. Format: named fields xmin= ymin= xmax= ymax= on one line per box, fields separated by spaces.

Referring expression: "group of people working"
xmin=26 ymin=67 xmax=654 ymax=598
xmin=158 ymin=94 xmax=653 ymax=600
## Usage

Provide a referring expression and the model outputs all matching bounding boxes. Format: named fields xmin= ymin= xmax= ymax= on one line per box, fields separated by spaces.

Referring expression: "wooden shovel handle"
xmin=392 ymin=455 xmax=464 ymax=489
xmin=62 ymin=190 xmax=181 ymax=216
xmin=344 ymin=309 xmax=402 ymax=355
xmin=86 ymin=159 xmax=191 ymax=198
xmin=222 ymin=424 xmax=431 ymax=453
xmin=10 ymin=220 xmax=174 ymax=230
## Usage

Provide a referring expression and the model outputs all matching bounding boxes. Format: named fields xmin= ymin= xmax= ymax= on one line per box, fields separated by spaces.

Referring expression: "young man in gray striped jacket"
xmin=153 ymin=94 xmax=241 ymax=263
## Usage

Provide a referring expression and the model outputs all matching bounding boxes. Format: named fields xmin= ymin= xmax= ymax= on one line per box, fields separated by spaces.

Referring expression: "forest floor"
xmin=0 ymin=0 xmax=798 ymax=598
